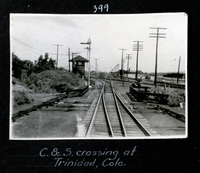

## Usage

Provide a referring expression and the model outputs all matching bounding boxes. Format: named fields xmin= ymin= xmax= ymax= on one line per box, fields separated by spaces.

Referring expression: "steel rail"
xmin=101 ymin=76 xmax=114 ymax=137
xmin=85 ymin=79 xmax=114 ymax=137
xmin=85 ymin=80 xmax=105 ymax=137
xmin=102 ymin=88 xmax=114 ymax=137
xmin=108 ymin=80 xmax=127 ymax=137
xmin=114 ymin=89 xmax=152 ymax=136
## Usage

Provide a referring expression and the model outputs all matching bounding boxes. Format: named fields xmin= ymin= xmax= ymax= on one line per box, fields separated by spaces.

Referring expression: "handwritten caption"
xmin=39 ymin=146 xmax=137 ymax=169
xmin=93 ymin=4 xmax=109 ymax=13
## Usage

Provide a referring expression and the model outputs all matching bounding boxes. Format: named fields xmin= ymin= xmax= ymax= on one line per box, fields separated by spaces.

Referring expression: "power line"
xmin=13 ymin=42 xmax=43 ymax=56
xmin=12 ymin=36 xmax=69 ymax=56
xmin=12 ymin=36 xmax=87 ymax=66
xmin=13 ymin=36 xmax=59 ymax=55
xmin=12 ymin=37 xmax=47 ymax=55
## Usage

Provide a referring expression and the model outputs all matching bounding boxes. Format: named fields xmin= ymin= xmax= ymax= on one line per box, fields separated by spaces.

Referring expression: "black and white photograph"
xmin=10 ymin=13 xmax=187 ymax=140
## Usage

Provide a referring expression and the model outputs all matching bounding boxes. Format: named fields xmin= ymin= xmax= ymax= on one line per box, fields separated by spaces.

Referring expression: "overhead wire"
xmin=12 ymin=36 xmax=87 ymax=56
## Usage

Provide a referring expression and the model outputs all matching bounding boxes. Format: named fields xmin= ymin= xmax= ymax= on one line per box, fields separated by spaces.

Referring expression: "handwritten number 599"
xmin=93 ymin=4 xmax=109 ymax=13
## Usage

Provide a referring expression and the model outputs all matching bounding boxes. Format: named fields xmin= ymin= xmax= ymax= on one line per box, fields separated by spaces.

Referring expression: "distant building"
xmin=123 ymin=70 xmax=146 ymax=79
xmin=69 ymin=55 xmax=89 ymax=78
xmin=127 ymin=70 xmax=143 ymax=74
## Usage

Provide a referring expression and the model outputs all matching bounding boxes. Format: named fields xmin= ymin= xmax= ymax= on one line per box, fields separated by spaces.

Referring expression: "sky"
xmin=10 ymin=13 xmax=187 ymax=73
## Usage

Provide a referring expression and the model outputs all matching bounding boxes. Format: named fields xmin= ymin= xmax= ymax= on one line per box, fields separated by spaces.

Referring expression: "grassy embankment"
xmin=12 ymin=69 xmax=85 ymax=109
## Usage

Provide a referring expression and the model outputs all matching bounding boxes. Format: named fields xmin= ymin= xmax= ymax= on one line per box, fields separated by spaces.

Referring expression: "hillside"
xmin=12 ymin=69 xmax=85 ymax=110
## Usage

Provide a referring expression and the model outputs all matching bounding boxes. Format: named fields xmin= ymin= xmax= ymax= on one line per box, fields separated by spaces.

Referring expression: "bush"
xmin=13 ymin=91 xmax=32 ymax=107
xmin=150 ymin=87 xmax=168 ymax=103
xmin=22 ymin=69 xmax=85 ymax=93
xmin=150 ymin=87 xmax=185 ymax=106
xmin=167 ymin=90 xmax=185 ymax=107
xmin=29 ymin=83 xmax=36 ymax=90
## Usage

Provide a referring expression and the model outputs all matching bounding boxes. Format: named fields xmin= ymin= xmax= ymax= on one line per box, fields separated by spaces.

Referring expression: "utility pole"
xmin=126 ymin=54 xmax=132 ymax=78
xmin=52 ymin=44 xmax=63 ymax=69
xmin=177 ymin=56 xmax=181 ymax=83
xmin=68 ymin=47 xmax=70 ymax=71
xmin=81 ymin=38 xmax=91 ymax=86
xmin=119 ymin=48 xmax=127 ymax=86
xmin=133 ymin=41 xmax=143 ymax=81
xmin=149 ymin=27 xmax=167 ymax=87
xmin=119 ymin=48 xmax=127 ymax=79
xmin=94 ymin=59 xmax=99 ymax=77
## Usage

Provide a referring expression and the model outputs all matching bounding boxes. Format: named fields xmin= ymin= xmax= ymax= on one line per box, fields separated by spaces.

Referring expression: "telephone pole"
xmin=119 ymin=48 xmax=127 ymax=86
xmin=52 ymin=44 xmax=63 ymax=68
xmin=133 ymin=41 xmax=143 ymax=80
xmin=68 ymin=47 xmax=70 ymax=71
xmin=126 ymin=54 xmax=132 ymax=78
xmin=149 ymin=27 xmax=167 ymax=87
xmin=177 ymin=56 xmax=181 ymax=83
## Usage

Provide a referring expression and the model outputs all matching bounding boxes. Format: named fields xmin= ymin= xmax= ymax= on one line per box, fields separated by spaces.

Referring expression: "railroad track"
xmin=12 ymin=86 xmax=89 ymax=122
xmin=84 ymin=79 xmax=154 ymax=138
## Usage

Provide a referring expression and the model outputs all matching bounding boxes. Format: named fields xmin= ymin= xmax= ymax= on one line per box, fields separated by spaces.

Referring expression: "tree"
xmin=49 ymin=58 xmax=56 ymax=69
xmin=22 ymin=60 xmax=33 ymax=70
xmin=12 ymin=52 xmax=57 ymax=79
xmin=37 ymin=55 xmax=43 ymax=66
xmin=32 ymin=53 xmax=56 ymax=73
xmin=44 ymin=53 xmax=49 ymax=61
xmin=12 ymin=53 xmax=23 ymax=79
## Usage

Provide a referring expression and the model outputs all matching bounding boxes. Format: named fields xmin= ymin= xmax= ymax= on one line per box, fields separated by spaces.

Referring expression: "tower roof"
xmin=69 ymin=55 xmax=89 ymax=62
